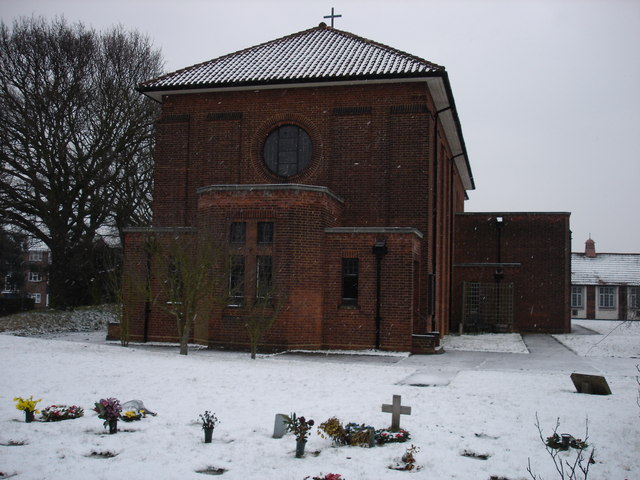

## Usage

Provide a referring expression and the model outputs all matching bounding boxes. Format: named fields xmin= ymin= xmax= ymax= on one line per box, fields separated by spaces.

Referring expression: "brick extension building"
xmin=120 ymin=24 xmax=571 ymax=352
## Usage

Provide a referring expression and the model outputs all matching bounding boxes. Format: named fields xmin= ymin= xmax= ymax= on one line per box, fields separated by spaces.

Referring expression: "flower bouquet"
xmin=199 ymin=411 xmax=219 ymax=443
xmin=318 ymin=418 xmax=375 ymax=447
xmin=121 ymin=410 xmax=145 ymax=422
xmin=13 ymin=396 xmax=41 ymax=423
xmin=41 ymin=405 xmax=84 ymax=422
xmin=375 ymin=428 xmax=411 ymax=445
xmin=93 ymin=398 xmax=122 ymax=434
xmin=284 ymin=413 xmax=315 ymax=458
xmin=304 ymin=474 xmax=344 ymax=480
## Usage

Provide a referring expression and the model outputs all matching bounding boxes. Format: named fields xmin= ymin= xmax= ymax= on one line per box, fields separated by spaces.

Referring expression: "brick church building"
xmin=119 ymin=24 xmax=570 ymax=353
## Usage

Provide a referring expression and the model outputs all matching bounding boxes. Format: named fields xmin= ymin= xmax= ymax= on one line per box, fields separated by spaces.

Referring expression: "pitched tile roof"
xmin=572 ymin=253 xmax=640 ymax=286
xmin=139 ymin=23 xmax=474 ymax=191
xmin=140 ymin=23 xmax=445 ymax=93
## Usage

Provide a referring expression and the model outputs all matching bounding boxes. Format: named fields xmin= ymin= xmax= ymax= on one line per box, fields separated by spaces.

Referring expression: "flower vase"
xmin=25 ymin=410 xmax=34 ymax=423
xmin=295 ymin=439 xmax=306 ymax=458
xmin=203 ymin=427 xmax=214 ymax=443
xmin=108 ymin=418 xmax=118 ymax=434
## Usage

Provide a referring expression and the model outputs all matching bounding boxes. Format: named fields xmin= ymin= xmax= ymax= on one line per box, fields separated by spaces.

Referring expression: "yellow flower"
xmin=13 ymin=396 xmax=42 ymax=413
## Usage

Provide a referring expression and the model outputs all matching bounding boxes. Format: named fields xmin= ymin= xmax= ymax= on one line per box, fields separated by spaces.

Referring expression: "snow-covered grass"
xmin=556 ymin=319 xmax=640 ymax=358
xmin=1 ymin=313 xmax=639 ymax=480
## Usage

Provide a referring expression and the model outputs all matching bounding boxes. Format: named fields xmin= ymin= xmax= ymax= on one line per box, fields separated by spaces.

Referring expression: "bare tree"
xmin=244 ymin=257 xmax=288 ymax=359
xmin=147 ymin=231 xmax=227 ymax=355
xmin=245 ymin=294 xmax=287 ymax=360
xmin=0 ymin=16 xmax=162 ymax=308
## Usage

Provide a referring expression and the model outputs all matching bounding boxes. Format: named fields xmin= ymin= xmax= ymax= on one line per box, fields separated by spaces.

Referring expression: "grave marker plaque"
xmin=570 ymin=373 xmax=612 ymax=395
xmin=273 ymin=413 xmax=288 ymax=438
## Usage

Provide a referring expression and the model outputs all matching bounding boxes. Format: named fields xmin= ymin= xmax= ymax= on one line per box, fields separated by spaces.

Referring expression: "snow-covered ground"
xmin=1 ymin=316 xmax=638 ymax=480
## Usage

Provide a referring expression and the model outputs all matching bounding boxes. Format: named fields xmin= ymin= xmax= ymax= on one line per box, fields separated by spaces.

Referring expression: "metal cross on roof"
xmin=323 ymin=7 xmax=342 ymax=27
xmin=381 ymin=394 xmax=411 ymax=431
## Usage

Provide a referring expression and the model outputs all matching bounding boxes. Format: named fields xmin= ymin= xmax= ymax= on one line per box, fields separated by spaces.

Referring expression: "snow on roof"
xmin=139 ymin=23 xmax=445 ymax=93
xmin=572 ymin=253 xmax=640 ymax=286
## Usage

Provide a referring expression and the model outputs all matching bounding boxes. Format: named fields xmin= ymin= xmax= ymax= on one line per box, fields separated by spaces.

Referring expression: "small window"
xmin=31 ymin=293 xmax=41 ymax=304
xmin=230 ymin=222 xmax=246 ymax=245
xmin=29 ymin=251 xmax=43 ymax=262
xmin=258 ymin=222 xmax=274 ymax=244
xmin=166 ymin=256 xmax=183 ymax=304
xmin=571 ymin=286 xmax=583 ymax=308
xmin=229 ymin=255 xmax=245 ymax=305
xmin=341 ymin=258 xmax=359 ymax=306
xmin=4 ymin=274 xmax=16 ymax=292
xmin=598 ymin=286 xmax=616 ymax=309
xmin=629 ymin=287 xmax=640 ymax=309
xmin=256 ymin=255 xmax=273 ymax=300
xmin=28 ymin=272 xmax=42 ymax=282
xmin=263 ymin=124 xmax=312 ymax=177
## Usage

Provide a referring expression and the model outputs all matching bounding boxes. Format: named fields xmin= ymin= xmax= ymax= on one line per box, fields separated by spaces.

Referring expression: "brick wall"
xmin=453 ymin=213 xmax=571 ymax=333
xmin=122 ymin=81 xmax=468 ymax=351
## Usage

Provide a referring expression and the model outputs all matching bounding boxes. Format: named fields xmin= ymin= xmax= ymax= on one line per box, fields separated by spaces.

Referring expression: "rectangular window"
xmin=257 ymin=222 xmax=274 ymax=244
xmin=598 ymin=286 xmax=616 ymax=309
xmin=166 ymin=256 xmax=184 ymax=304
xmin=256 ymin=255 xmax=273 ymax=300
xmin=28 ymin=272 xmax=42 ymax=282
xmin=341 ymin=258 xmax=359 ymax=306
xmin=228 ymin=255 xmax=245 ymax=305
xmin=4 ymin=274 xmax=16 ymax=292
xmin=229 ymin=222 xmax=246 ymax=245
xmin=30 ymin=293 xmax=41 ymax=304
xmin=571 ymin=286 xmax=583 ymax=308
xmin=29 ymin=251 xmax=43 ymax=262
xmin=629 ymin=287 xmax=640 ymax=309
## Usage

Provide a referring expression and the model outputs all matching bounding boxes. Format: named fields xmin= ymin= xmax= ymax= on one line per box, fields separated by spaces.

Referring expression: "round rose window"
xmin=263 ymin=124 xmax=312 ymax=177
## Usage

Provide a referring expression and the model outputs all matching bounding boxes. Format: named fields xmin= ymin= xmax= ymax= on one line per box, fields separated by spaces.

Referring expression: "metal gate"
xmin=462 ymin=282 xmax=514 ymax=332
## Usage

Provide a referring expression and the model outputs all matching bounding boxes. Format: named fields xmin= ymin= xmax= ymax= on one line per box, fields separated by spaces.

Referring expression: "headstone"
xmin=570 ymin=373 xmax=612 ymax=395
xmin=273 ymin=413 xmax=288 ymax=438
xmin=381 ymin=394 xmax=411 ymax=431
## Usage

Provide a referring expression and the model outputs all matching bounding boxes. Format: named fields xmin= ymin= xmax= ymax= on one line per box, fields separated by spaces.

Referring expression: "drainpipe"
xmin=372 ymin=240 xmax=388 ymax=349
xmin=430 ymin=107 xmax=451 ymax=331
xmin=494 ymin=217 xmax=504 ymax=329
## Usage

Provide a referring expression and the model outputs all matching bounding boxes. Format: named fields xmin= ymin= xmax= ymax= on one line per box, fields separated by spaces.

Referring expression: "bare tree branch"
xmin=0 ymin=16 xmax=162 ymax=307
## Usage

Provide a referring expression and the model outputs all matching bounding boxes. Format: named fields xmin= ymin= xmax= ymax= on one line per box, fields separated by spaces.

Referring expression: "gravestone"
xmin=381 ymin=394 xmax=411 ymax=431
xmin=570 ymin=373 xmax=612 ymax=395
xmin=273 ymin=413 xmax=288 ymax=438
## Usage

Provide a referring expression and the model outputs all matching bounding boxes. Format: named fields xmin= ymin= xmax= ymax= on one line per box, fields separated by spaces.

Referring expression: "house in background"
xmin=571 ymin=238 xmax=640 ymax=320
xmin=24 ymin=249 xmax=49 ymax=308
xmin=1 ymin=247 xmax=50 ymax=309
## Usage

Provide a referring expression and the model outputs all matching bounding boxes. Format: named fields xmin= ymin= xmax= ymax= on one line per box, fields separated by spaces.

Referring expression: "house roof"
xmin=140 ymin=23 xmax=445 ymax=92
xmin=572 ymin=253 xmax=640 ymax=286
xmin=139 ymin=23 xmax=474 ymax=191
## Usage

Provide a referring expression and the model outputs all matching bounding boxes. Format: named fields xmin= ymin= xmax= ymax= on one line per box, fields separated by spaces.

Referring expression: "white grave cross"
xmin=381 ymin=394 xmax=411 ymax=431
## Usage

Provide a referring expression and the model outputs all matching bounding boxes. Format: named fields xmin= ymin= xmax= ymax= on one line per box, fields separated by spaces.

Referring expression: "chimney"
xmin=585 ymin=237 xmax=596 ymax=258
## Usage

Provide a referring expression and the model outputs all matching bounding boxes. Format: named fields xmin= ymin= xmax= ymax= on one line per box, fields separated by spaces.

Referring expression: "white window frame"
xmin=28 ymin=272 xmax=42 ymax=282
xmin=30 ymin=293 xmax=41 ymax=304
xmin=629 ymin=287 xmax=640 ymax=307
xmin=29 ymin=251 xmax=43 ymax=262
xmin=571 ymin=286 xmax=583 ymax=308
xmin=598 ymin=286 xmax=616 ymax=309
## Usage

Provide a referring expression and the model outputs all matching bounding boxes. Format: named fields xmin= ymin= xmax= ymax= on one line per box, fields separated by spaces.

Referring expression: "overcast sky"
xmin=3 ymin=0 xmax=639 ymax=253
